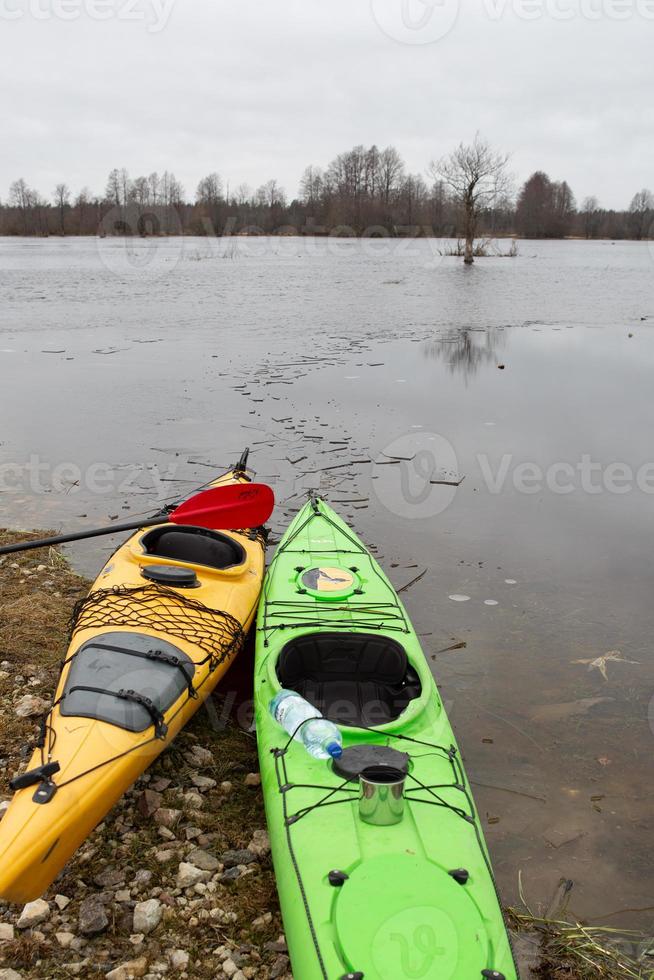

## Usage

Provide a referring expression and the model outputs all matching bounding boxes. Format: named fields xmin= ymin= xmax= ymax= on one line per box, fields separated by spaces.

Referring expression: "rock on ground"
xmin=14 ymin=694 xmax=49 ymax=718
xmin=154 ymin=807 xmax=182 ymax=828
xmin=186 ymin=847 xmax=220 ymax=872
xmin=105 ymin=958 xmax=148 ymax=980
xmin=248 ymin=829 xmax=270 ymax=857
xmin=132 ymin=899 xmax=162 ymax=935
xmin=77 ymin=896 xmax=109 ymax=936
xmin=221 ymin=849 xmax=256 ymax=869
xmin=168 ymin=949 xmax=190 ymax=971
xmin=16 ymin=899 xmax=50 ymax=929
xmin=176 ymin=862 xmax=211 ymax=888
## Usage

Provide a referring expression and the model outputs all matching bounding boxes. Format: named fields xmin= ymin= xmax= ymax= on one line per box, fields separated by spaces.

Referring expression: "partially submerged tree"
xmin=429 ymin=134 xmax=510 ymax=263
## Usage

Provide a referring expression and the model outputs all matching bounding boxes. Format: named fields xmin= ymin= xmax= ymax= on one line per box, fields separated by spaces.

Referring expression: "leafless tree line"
xmin=1 ymin=142 xmax=652 ymax=246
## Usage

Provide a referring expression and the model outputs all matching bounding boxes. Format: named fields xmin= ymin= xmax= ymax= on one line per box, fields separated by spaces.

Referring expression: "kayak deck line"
xmin=271 ymin=730 xmax=472 ymax=829
xmin=259 ymin=600 xmax=409 ymax=639
xmin=260 ymin=504 xmax=411 ymax=643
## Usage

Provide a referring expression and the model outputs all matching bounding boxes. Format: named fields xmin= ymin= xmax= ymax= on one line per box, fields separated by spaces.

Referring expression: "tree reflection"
xmin=423 ymin=327 xmax=505 ymax=382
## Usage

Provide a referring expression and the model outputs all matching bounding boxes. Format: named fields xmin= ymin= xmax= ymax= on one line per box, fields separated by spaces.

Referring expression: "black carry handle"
xmin=10 ymin=761 xmax=61 ymax=791
xmin=234 ymin=446 xmax=250 ymax=474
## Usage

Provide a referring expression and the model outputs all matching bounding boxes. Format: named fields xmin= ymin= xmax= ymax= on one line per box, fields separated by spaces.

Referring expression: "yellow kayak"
xmin=0 ymin=452 xmax=266 ymax=903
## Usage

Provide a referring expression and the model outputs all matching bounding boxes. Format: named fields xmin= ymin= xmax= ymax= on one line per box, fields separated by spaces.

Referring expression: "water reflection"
xmin=423 ymin=327 xmax=506 ymax=381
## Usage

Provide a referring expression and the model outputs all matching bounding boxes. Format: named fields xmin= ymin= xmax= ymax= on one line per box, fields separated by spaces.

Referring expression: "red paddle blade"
xmin=170 ymin=483 xmax=274 ymax=530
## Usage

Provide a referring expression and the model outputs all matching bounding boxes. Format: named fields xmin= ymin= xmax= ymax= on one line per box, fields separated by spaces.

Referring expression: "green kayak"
xmin=255 ymin=496 xmax=518 ymax=980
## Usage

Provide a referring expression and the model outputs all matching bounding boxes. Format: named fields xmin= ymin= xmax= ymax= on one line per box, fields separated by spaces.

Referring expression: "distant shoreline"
xmin=0 ymin=230 xmax=652 ymax=242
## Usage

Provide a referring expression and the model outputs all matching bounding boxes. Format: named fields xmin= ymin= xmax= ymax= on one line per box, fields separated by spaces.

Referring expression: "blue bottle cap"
xmin=327 ymin=741 xmax=343 ymax=759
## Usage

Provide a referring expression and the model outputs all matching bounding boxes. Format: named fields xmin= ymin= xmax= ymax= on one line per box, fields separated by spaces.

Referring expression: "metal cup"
xmin=358 ymin=764 xmax=405 ymax=826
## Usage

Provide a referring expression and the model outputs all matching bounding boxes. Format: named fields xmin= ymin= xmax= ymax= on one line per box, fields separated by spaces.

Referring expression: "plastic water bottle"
xmin=270 ymin=690 xmax=343 ymax=760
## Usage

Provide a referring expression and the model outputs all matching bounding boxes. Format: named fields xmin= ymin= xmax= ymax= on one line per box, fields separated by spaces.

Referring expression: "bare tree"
xmin=168 ymin=174 xmax=184 ymax=206
xmin=105 ymin=169 xmax=121 ymax=207
xmin=234 ymin=183 xmax=252 ymax=206
xmin=75 ymin=186 xmax=91 ymax=234
xmin=581 ymin=195 xmax=600 ymax=239
xmin=196 ymin=172 xmax=223 ymax=205
xmin=515 ymin=171 xmax=575 ymax=238
xmin=257 ymin=179 xmax=286 ymax=208
xmin=53 ymin=182 xmax=70 ymax=234
xmin=299 ymin=166 xmax=323 ymax=207
xmin=364 ymin=145 xmax=381 ymax=198
xmin=429 ymin=134 xmax=510 ymax=263
xmin=148 ymin=172 xmax=160 ymax=207
xmin=133 ymin=176 xmax=151 ymax=208
xmin=9 ymin=178 xmax=34 ymax=233
xmin=629 ymin=188 xmax=654 ymax=240
xmin=120 ymin=168 xmax=132 ymax=206
xmin=398 ymin=173 xmax=428 ymax=226
xmin=379 ymin=146 xmax=405 ymax=205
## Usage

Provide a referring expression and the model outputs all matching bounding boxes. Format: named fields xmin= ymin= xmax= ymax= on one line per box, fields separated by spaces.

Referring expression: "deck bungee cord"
xmin=260 ymin=497 xmax=410 ymax=643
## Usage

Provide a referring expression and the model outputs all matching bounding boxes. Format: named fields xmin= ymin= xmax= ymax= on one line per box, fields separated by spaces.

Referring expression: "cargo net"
xmin=69 ymin=584 xmax=245 ymax=671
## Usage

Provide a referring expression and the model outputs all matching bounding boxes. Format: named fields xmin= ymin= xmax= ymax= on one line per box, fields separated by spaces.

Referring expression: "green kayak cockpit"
xmin=277 ymin=632 xmax=422 ymax=727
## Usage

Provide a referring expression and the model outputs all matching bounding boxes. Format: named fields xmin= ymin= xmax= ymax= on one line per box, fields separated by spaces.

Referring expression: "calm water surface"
xmin=1 ymin=236 xmax=653 ymax=928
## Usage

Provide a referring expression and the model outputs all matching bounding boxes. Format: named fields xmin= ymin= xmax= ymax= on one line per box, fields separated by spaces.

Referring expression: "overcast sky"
xmin=1 ymin=0 xmax=652 ymax=210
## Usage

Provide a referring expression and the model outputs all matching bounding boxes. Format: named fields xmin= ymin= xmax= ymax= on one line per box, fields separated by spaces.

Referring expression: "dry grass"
xmin=0 ymin=530 xmax=89 ymax=774
xmin=508 ymin=908 xmax=654 ymax=979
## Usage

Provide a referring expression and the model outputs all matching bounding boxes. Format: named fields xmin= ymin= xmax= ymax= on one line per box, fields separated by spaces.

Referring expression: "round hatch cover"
xmin=297 ymin=565 xmax=359 ymax=600
xmin=334 ymin=854 xmax=489 ymax=979
xmin=142 ymin=564 xmax=198 ymax=588
xmin=332 ymin=744 xmax=410 ymax=782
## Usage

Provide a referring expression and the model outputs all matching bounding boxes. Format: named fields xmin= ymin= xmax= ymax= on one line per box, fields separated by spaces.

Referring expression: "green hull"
xmin=255 ymin=497 xmax=518 ymax=980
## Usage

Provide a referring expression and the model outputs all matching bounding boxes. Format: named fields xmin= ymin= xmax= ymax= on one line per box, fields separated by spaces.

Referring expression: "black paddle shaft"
xmin=0 ymin=513 xmax=170 ymax=556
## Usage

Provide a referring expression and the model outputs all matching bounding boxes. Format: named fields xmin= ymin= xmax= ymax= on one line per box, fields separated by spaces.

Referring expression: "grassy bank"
xmin=0 ymin=531 xmax=649 ymax=979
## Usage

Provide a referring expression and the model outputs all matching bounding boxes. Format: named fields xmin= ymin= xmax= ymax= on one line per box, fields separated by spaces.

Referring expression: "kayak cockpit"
xmin=276 ymin=631 xmax=422 ymax=727
xmin=140 ymin=525 xmax=246 ymax=570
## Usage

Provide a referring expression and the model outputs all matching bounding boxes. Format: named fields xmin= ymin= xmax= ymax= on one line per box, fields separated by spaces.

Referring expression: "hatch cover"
xmin=296 ymin=565 xmax=360 ymax=600
xmin=334 ymin=854 xmax=489 ymax=979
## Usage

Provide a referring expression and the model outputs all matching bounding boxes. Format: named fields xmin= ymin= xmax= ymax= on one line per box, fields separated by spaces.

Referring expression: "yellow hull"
xmin=0 ymin=467 xmax=265 ymax=903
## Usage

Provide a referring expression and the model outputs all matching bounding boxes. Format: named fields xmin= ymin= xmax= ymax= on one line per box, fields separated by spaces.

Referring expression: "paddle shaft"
xmin=0 ymin=515 xmax=173 ymax=556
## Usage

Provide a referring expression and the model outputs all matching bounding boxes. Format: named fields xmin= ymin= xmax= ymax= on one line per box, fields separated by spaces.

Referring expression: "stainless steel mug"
xmin=359 ymin=764 xmax=405 ymax=826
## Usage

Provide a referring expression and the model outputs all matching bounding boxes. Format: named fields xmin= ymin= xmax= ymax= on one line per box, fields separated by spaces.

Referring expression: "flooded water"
xmin=1 ymin=235 xmax=653 ymax=930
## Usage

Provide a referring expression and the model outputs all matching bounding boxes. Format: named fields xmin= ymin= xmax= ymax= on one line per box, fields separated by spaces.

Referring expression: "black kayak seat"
xmin=277 ymin=632 xmax=422 ymax=727
xmin=140 ymin=525 xmax=246 ymax=570
xmin=60 ymin=631 xmax=195 ymax=732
